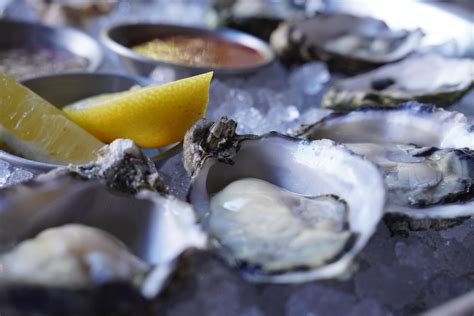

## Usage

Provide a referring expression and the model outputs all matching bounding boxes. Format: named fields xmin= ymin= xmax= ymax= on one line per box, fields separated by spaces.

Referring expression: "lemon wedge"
xmin=63 ymin=72 xmax=213 ymax=148
xmin=0 ymin=71 xmax=104 ymax=164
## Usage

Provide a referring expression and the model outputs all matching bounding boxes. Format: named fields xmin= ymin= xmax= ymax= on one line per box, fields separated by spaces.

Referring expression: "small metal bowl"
xmin=0 ymin=73 xmax=149 ymax=175
xmin=101 ymin=23 xmax=275 ymax=78
xmin=0 ymin=20 xmax=103 ymax=76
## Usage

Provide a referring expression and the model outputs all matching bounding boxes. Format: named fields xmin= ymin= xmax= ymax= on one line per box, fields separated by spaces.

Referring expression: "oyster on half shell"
xmin=346 ymin=143 xmax=474 ymax=218
xmin=322 ymin=54 xmax=474 ymax=110
xmin=270 ymin=13 xmax=424 ymax=74
xmin=0 ymin=139 xmax=206 ymax=315
xmin=295 ymin=103 xmax=474 ymax=220
xmin=296 ymin=103 xmax=474 ymax=149
xmin=184 ymin=118 xmax=385 ymax=283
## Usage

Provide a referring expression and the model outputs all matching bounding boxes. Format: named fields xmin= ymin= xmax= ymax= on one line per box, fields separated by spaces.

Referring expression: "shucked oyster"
xmin=270 ymin=13 xmax=424 ymax=73
xmin=297 ymin=103 xmax=474 ymax=149
xmin=0 ymin=140 xmax=206 ymax=315
xmin=322 ymin=54 xmax=474 ymax=110
xmin=184 ymin=118 xmax=385 ymax=283
xmin=345 ymin=143 xmax=474 ymax=218
xmin=208 ymin=178 xmax=353 ymax=275
xmin=0 ymin=180 xmax=206 ymax=290
xmin=0 ymin=224 xmax=149 ymax=288
xmin=295 ymin=103 xmax=474 ymax=220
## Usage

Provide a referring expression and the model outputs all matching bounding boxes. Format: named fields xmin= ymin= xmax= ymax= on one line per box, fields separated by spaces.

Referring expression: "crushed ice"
xmin=207 ymin=62 xmax=333 ymax=135
xmin=0 ymin=159 xmax=34 ymax=188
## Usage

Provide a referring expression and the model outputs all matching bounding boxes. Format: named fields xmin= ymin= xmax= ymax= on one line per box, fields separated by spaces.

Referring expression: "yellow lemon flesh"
xmin=63 ymin=72 xmax=213 ymax=148
xmin=0 ymin=71 xmax=104 ymax=164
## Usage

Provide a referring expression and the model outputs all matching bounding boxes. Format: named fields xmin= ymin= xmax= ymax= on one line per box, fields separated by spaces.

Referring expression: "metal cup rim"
xmin=101 ymin=22 xmax=275 ymax=75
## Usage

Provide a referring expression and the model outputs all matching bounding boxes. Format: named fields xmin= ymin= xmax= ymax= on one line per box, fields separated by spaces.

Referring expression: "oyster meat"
xmin=208 ymin=178 xmax=353 ymax=274
xmin=322 ymin=54 xmax=474 ymax=110
xmin=0 ymin=224 xmax=149 ymax=288
xmin=346 ymin=143 xmax=474 ymax=218
xmin=295 ymin=103 xmax=474 ymax=219
xmin=184 ymin=118 xmax=385 ymax=283
xmin=270 ymin=13 xmax=424 ymax=73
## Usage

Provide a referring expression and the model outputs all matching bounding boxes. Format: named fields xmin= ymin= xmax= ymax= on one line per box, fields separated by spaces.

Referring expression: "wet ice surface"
xmin=157 ymin=62 xmax=474 ymax=316
xmin=159 ymin=154 xmax=191 ymax=200
xmin=157 ymin=219 xmax=474 ymax=316
xmin=0 ymin=159 xmax=34 ymax=188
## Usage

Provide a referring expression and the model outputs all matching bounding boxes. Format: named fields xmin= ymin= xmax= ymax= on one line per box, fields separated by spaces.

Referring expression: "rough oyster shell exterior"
xmin=270 ymin=13 xmax=423 ymax=74
xmin=321 ymin=55 xmax=474 ymax=110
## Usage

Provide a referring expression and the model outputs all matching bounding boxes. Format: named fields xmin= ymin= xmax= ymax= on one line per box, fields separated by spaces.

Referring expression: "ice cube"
xmin=289 ymin=62 xmax=331 ymax=96
xmin=0 ymin=160 xmax=11 ymax=186
xmin=354 ymin=264 xmax=423 ymax=309
xmin=150 ymin=67 xmax=177 ymax=84
xmin=7 ymin=167 xmax=33 ymax=186
xmin=158 ymin=153 xmax=190 ymax=200
xmin=0 ymin=160 xmax=33 ymax=188
xmin=286 ymin=284 xmax=358 ymax=316
xmin=439 ymin=217 xmax=474 ymax=242
xmin=395 ymin=240 xmax=441 ymax=280
xmin=348 ymin=299 xmax=393 ymax=316
xmin=234 ymin=107 xmax=265 ymax=134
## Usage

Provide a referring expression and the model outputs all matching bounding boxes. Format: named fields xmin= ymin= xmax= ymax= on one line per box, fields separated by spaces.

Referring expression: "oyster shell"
xmin=0 ymin=175 xmax=206 ymax=288
xmin=26 ymin=0 xmax=118 ymax=27
xmin=346 ymin=143 xmax=474 ymax=218
xmin=296 ymin=103 xmax=474 ymax=149
xmin=295 ymin=103 xmax=474 ymax=219
xmin=321 ymin=54 xmax=474 ymax=110
xmin=221 ymin=0 xmax=304 ymax=41
xmin=61 ymin=138 xmax=168 ymax=195
xmin=270 ymin=13 xmax=424 ymax=73
xmin=0 ymin=151 xmax=206 ymax=314
xmin=184 ymin=118 xmax=385 ymax=283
